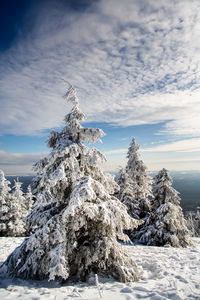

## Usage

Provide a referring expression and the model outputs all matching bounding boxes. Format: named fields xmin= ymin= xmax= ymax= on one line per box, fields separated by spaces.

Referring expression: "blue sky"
xmin=0 ymin=0 xmax=200 ymax=175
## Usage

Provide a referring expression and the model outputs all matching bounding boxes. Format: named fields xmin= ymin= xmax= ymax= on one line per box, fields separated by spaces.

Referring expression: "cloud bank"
xmin=0 ymin=150 xmax=46 ymax=175
xmin=0 ymin=0 xmax=200 ymax=137
xmin=143 ymin=138 xmax=200 ymax=152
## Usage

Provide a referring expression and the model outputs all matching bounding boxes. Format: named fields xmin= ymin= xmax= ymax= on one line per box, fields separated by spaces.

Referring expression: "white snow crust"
xmin=0 ymin=237 xmax=199 ymax=300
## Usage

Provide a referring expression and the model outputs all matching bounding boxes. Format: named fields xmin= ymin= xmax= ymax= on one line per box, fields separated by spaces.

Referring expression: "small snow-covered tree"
xmin=133 ymin=168 xmax=192 ymax=247
xmin=192 ymin=210 xmax=200 ymax=236
xmin=0 ymin=170 xmax=11 ymax=236
xmin=25 ymin=185 xmax=34 ymax=213
xmin=6 ymin=180 xmax=27 ymax=237
xmin=186 ymin=210 xmax=200 ymax=237
xmin=0 ymin=83 xmax=141 ymax=283
xmin=116 ymin=138 xmax=152 ymax=219
xmin=116 ymin=168 xmax=142 ymax=220
xmin=24 ymin=185 xmax=34 ymax=236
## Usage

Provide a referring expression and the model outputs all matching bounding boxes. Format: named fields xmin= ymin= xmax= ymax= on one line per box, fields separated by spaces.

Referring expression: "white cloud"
xmin=142 ymin=138 xmax=200 ymax=152
xmin=141 ymin=138 xmax=200 ymax=171
xmin=0 ymin=148 xmax=125 ymax=175
xmin=0 ymin=150 xmax=47 ymax=175
xmin=143 ymin=158 xmax=200 ymax=172
xmin=0 ymin=0 xmax=200 ymax=136
xmin=104 ymin=148 xmax=127 ymax=155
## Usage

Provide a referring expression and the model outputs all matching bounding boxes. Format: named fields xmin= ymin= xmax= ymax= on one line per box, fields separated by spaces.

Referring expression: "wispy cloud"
xmin=0 ymin=0 xmax=200 ymax=136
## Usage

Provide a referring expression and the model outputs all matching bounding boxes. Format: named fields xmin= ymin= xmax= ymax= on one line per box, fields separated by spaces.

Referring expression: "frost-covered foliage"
xmin=116 ymin=138 xmax=152 ymax=219
xmin=186 ymin=210 xmax=200 ymax=237
xmin=0 ymin=170 xmax=11 ymax=236
xmin=133 ymin=169 xmax=192 ymax=247
xmin=1 ymin=84 xmax=141 ymax=283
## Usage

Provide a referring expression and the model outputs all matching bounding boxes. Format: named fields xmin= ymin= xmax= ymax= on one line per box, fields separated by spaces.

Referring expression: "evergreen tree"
xmin=0 ymin=170 xmax=11 ymax=236
xmin=186 ymin=210 xmax=200 ymax=237
xmin=6 ymin=180 xmax=27 ymax=237
xmin=24 ymin=185 xmax=34 ymax=235
xmin=0 ymin=84 xmax=141 ymax=283
xmin=116 ymin=168 xmax=141 ymax=220
xmin=25 ymin=185 xmax=34 ymax=213
xmin=133 ymin=168 xmax=192 ymax=247
xmin=116 ymin=138 xmax=152 ymax=219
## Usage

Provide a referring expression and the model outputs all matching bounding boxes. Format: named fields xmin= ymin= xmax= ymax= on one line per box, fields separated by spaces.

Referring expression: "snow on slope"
xmin=0 ymin=237 xmax=199 ymax=300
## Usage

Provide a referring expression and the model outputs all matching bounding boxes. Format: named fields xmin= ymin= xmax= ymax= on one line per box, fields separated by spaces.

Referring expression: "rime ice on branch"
xmin=0 ymin=84 xmax=141 ymax=282
xmin=116 ymin=138 xmax=152 ymax=220
xmin=134 ymin=168 xmax=192 ymax=247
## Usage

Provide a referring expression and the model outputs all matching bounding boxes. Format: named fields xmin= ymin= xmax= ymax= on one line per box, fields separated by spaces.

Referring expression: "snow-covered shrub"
xmin=116 ymin=138 xmax=152 ymax=219
xmin=133 ymin=168 xmax=192 ymax=247
xmin=0 ymin=83 xmax=141 ymax=283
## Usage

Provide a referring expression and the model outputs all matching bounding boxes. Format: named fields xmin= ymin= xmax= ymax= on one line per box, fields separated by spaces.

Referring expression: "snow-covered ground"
xmin=0 ymin=237 xmax=199 ymax=300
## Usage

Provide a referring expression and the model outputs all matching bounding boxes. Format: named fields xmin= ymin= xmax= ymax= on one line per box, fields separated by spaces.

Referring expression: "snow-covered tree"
xmin=116 ymin=168 xmax=142 ymax=220
xmin=25 ymin=185 xmax=34 ymax=213
xmin=0 ymin=170 xmax=11 ymax=236
xmin=0 ymin=83 xmax=141 ymax=283
xmin=133 ymin=168 xmax=192 ymax=247
xmin=116 ymin=138 xmax=152 ymax=219
xmin=186 ymin=210 xmax=200 ymax=237
xmin=0 ymin=175 xmax=27 ymax=237
xmin=24 ymin=185 xmax=34 ymax=236
xmin=192 ymin=210 xmax=200 ymax=236
xmin=6 ymin=180 xmax=27 ymax=237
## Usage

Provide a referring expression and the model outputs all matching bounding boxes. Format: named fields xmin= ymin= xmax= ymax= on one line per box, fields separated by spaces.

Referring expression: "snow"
xmin=0 ymin=237 xmax=199 ymax=299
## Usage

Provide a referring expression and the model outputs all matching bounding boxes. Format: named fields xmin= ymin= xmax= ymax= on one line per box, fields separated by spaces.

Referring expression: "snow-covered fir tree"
xmin=116 ymin=168 xmax=142 ymax=220
xmin=186 ymin=210 xmax=200 ymax=237
xmin=6 ymin=180 xmax=27 ymax=237
xmin=0 ymin=170 xmax=11 ymax=236
xmin=116 ymin=138 xmax=152 ymax=219
xmin=24 ymin=185 xmax=34 ymax=235
xmin=133 ymin=168 xmax=192 ymax=247
xmin=0 ymin=83 xmax=141 ymax=283
xmin=25 ymin=185 xmax=34 ymax=214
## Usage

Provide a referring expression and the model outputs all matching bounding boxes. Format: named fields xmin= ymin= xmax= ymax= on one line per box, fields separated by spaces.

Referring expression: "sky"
xmin=0 ymin=0 xmax=200 ymax=175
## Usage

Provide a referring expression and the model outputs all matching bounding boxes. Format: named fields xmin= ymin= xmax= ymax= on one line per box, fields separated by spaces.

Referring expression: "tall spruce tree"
xmin=0 ymin=170 xmax=11 ymax=236
xmin=0 ymin=84 xmax=141 ymax=283
xmin=116 ymin=138 xmax=152 ymax=219
xmin=133 ymin=168 xmax=192 ymax=247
